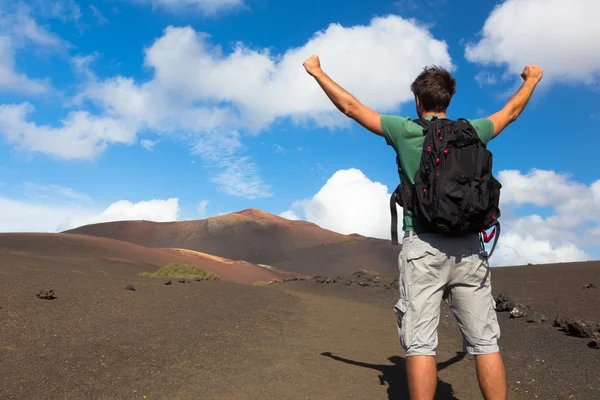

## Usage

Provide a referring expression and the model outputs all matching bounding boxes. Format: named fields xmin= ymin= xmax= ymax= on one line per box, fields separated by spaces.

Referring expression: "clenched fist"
xmin=521 ymin=65 xmax=544 ymax=83
xmin=303 ymin=55 xmax=322 ymax=77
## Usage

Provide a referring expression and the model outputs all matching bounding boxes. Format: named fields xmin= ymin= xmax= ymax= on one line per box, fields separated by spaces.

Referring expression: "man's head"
xmin=411 ymin=66 xmax=456 ymax=117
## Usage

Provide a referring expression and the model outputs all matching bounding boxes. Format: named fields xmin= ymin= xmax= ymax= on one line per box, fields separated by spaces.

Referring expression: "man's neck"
xmin=421 ymin=111 xmax=447 ymax=119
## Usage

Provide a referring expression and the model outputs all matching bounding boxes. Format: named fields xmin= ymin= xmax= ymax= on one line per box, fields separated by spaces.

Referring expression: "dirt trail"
xmin=0 ymin=258 xmax=489 ymax=400
xmin=205 ymin=287 xmax=488 ymax=400
xmin=5 ymin=259 xmax=597 ymax=399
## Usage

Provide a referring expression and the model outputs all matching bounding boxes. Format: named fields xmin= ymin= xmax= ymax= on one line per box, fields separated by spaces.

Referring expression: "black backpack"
xmin=390 ymin=117 xmax=501 ymax=258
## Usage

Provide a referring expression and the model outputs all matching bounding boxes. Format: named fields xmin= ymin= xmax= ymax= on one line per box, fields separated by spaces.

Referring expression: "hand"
xmin=303 ymin=55 xmax=322 ymax=77
xmin=521 ymin=65 xmax=543 ymax=83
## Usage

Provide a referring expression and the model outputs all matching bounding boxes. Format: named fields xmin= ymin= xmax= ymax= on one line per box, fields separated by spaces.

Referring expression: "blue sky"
xmin=0 ymin=0 xmax=598 ymax=266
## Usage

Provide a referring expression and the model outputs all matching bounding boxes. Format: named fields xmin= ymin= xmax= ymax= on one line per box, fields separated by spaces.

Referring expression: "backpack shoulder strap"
xmin=390 ymin=189 xmax=400 ymax=245
xmin=412 ymin=118 xmax=430 ymax=130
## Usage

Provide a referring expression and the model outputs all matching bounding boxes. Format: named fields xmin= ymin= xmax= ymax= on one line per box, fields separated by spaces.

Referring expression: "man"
xmin=303 ymin=55 xmax=543 ymax=400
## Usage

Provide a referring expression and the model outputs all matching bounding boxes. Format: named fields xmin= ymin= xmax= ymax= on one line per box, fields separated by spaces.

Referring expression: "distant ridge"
xmin=64 ymin=208 xmax=400 ymax=276
xmin=0 ymin=232 xmax=296 ymax=285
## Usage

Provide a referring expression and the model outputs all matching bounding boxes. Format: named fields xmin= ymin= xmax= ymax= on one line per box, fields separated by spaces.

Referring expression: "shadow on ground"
xmin=321 ymin=351 xmax=466 ymax=399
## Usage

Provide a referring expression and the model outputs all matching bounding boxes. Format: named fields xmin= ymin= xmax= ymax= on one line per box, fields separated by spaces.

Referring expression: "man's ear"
xmin=415 ymin=96 xmax=421 ymax=108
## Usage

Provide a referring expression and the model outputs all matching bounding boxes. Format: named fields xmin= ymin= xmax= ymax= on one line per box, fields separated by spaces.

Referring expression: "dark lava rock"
xmin=588 ymin=337 xmax=600 ymax=350
xmin=554 ymin=317 xmax=597 ymax=338
xmin=164 ymin=280 xmax=172 ymax=285
xmin=125 ymin=285 xmax=136 ymax=291
xmin=36 ymin=289 xmax=57 ymax=300
xmin=312 ymin=276 xmax=336 ymax=284
xmin=510 ymin=304 xmax=530 ymax=319
xmin=178 ymin=279 xmax=185 ymax=284
xmin=567 ymin=320 xmax=595 ymax=338
xmin=554 ymin=315 xmax=569 ymax=328
xmin=526 ymin=311 xmax=546 ymax=323
xmin=494 ymin=293 xmax=516 ymax=312
xmin=583 ymin=283 xmax=597 ymax=289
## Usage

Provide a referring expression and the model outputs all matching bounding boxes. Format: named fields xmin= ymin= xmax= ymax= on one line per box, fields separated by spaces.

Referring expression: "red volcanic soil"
xmin=0 ymin=233 xmax=293 ymax=285
xmin=64 ymin=208 xmax=400 ymax=276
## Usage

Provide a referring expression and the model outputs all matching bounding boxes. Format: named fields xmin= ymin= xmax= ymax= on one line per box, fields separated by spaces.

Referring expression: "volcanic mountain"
xmin=64 ymin=208 xmax=400 ymax=276
xmin=0 ymin=232 xmax=294 ymax=285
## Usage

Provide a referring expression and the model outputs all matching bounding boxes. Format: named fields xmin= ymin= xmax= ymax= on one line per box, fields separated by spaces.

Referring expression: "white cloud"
xmin=74 ymin=15 xmax=451 ymax=196
xmin=499 ymin=169 xmax=600 ymax=230
xmin=0 ymin=196 xmax=79 ymax=233
xmin=6 ymin=7 xmax=65 ymax=48
xmin=61 ymin=198 xmax=180 ymax=230
xmin=0 ymin=36 xmax=49 ymax=94
xmin=197 ymin=199 xmax=209 ymax=218
xmin=279 ymin=210 xmax=300 ymax=221
xmin=494 ymin=232 xmax=590 ymax=266
xmin=22 ymin=182 xmax=91 ymax=202
xmin=0 ymin=193 xmax=181 ymax=233
xmin=0 ymin=5 xmax=66 ymax=95
xmin=89 ymin=5 xmax=108 ymax=25
xmin=498 ymin=169 xmax=589 ymax=208
xmin=19 ymin=0 xmax=82 ymax=23
xmin=285 ymin=167 xmax=598 ymax=267
xmin=83 ymin=15 xmax=452 ymax=132
xmin=141 ymin=139 xmax=158 ymax=150
xmin=466 ymin=0 xmax=600 ymax=84
xmin=0 ymin=103 xmax=137 ymax=160
xmin=487 ymin=168 xmax=598 ymax=266
xmin=475 ymin=72 xmax=498 ymax=87
xmin=286 ymin=168 xmax=398 ymax=239
xmin=132 ymin=17 xmax=451 ymax=130
xmin=49 ymin=0 xmax=82 ymax=23
xmin=192 ymin=131 xmax=271 ymax=199
xmin=124 ymin=0 xmax=244 ymax=15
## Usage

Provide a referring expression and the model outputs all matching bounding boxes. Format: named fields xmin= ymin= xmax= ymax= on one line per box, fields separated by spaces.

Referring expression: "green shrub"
xmin=140 ymin=263 xmax=220 ymax=281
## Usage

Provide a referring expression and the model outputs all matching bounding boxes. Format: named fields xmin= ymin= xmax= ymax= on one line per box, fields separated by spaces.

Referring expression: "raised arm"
xmin=487 ymin=65 xmax=544 ymax=138
xmin=303 ymin=55 xmax=382 ymax=136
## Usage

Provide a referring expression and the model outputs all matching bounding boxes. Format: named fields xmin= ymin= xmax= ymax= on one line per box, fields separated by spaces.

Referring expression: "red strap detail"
xmin=482 ymin=227 xmax=496 ymax=243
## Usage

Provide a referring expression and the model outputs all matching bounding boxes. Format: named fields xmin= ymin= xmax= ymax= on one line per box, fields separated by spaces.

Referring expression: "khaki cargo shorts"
xmin=394 ymin=231 xmax=501 ymax=356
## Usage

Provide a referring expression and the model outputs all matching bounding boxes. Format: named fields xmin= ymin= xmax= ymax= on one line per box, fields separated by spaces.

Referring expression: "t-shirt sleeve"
xmin=468 ymin=118 xmax=495 ymax=145
xmin=380 ymin=115 xmax=408 ymax=148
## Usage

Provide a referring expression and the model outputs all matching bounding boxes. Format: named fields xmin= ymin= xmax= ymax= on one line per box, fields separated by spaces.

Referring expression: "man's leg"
xmin=475 ymin=353 xmax=507 ymax=400
xmin=395 ymin=233 xmax=449 ymax=400
xmin=446 ymin=235 xmax=507 ymax=400
xmin=406 ymin=356 xmax=437 ymax=400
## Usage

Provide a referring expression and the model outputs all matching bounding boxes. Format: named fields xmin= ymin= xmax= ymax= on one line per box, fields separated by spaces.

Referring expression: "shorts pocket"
xmin=405 ymin=246 xmax=441 ymax=287
xmin=394 ymin=298 xmax=411 ymax=349
xmin=406 ymin=247 xmax=439 ymax=262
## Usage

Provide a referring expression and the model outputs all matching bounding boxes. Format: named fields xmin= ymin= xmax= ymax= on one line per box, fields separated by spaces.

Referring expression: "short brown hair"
xmin=410 ymin=66 xmax=456 ymax=113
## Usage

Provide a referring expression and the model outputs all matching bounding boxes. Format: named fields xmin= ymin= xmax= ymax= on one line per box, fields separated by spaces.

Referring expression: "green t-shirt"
xmin=381 ymin=115 xmax=495 ymax=233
